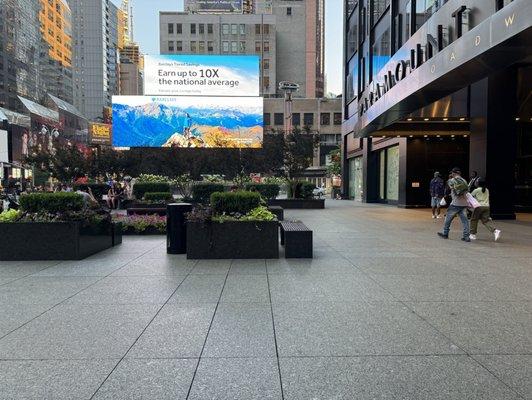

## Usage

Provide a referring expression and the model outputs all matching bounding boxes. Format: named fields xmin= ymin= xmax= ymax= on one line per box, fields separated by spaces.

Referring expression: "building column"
xmin=470 ymin=68 xmax=518 ymax=219
xmin=362 ymin=138 xmax=379 ymax=203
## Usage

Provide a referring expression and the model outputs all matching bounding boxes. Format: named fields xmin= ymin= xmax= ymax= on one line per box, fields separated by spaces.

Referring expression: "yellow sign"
xmin=89 ymin=123 xmax=112 ymax=145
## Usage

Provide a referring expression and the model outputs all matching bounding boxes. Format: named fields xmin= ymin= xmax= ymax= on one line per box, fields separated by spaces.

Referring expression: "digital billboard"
xmin=112 ymin=96 xmax=263 ymax=148
xmin=144 ymin=55 xmax=259 ymax=97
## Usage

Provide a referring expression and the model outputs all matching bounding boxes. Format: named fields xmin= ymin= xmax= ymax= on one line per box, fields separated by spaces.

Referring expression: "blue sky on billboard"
xmin=111 ymin=0 xmax=343 ymax=95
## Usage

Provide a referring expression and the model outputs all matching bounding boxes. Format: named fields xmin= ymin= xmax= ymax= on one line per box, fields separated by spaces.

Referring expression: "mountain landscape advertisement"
xmin=112 ymin=96 xmax=263 ymax=148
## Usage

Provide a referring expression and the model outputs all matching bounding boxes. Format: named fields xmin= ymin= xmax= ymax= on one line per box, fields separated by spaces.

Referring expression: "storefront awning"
xmin=48 ymin=94 xmax=86 ymax=120
xmin=18 ymin=96 xmax=59 ymax=122
xmin=0 ymin=107 xmax=31 ymax=128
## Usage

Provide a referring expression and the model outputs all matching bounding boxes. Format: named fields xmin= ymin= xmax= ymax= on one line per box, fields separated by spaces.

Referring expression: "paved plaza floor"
xmin=0 ymin=201 xmax=531 ymax=399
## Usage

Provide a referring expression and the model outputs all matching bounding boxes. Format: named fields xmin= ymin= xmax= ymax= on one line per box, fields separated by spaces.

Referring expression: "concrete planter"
xmin=186 ymin=221 xmax=279 ymax=259
xmin=0 ymin=221 xmax=117 ymax=261
xmin=268 ymin=199 xmax=325 ymax=209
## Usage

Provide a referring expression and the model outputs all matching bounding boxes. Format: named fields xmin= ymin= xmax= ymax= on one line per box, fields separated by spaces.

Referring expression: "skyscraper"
xmin=70 ymin=0 xmax=120 ymax=121
xmin=39 ymin=0 xmax=74 ymax=103
xmin=0 ymin=0 xmax=43 ymax=112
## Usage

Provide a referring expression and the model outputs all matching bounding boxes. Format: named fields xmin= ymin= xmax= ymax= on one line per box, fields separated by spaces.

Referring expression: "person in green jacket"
xmin=469 ymin=179 xmax=501 ymax=241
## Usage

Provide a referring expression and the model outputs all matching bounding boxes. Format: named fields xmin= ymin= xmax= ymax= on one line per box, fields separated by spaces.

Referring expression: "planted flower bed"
xmin=113 ymin=214 xmax=166 ymax=235
xmin=0 ymin=192 xmax=119 ymax=261
xmin=186 ymin=191 xmax=279 ymax=259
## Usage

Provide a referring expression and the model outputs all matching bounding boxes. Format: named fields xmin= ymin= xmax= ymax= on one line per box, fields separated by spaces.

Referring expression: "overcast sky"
xmin=111 ymin=0 xmax=343 ymax=95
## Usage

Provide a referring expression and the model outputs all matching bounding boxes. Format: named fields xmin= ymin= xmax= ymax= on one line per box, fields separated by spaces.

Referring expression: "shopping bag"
xmin=439 ymin=197 xmax=447 ymax=207
xmin=466 ymin=192 xmax=480 ymax=209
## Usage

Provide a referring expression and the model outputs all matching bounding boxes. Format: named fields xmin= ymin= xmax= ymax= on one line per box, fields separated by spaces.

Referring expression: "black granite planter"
xmin=0 ymin=221 xmax=116 ymax=261
xmin=186 ymin=221 xmax=279 ymax=259
xmin=268 ymin=199 xmax=325 ymax=209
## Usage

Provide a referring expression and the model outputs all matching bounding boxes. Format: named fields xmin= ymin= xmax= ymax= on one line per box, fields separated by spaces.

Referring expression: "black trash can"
xmin=167 ymin=203 xmax=192 ymax=254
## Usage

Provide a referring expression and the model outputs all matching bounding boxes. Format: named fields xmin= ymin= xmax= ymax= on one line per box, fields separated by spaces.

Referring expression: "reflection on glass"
xmin=386 ymin=146 xmax=399 ymax=201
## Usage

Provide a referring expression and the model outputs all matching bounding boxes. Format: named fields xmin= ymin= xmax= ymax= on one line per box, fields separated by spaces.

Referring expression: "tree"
xmin=326 ymin=147 xmax=342 ymax=176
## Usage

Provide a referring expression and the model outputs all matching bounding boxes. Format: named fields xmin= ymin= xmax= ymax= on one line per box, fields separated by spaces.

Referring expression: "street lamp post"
xmin=278 ymin=81 xmax=299 ymax=136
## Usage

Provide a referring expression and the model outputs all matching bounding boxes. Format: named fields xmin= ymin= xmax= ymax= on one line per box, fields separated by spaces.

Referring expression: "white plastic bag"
xmin=439 ymin=198 xmax=447 ymax=207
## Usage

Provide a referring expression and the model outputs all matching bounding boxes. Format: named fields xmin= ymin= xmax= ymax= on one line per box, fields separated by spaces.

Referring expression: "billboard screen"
xmin=112 ymin=95 xmax=263 ymax=148
xmin=185 ymin=0 xmax=243 ymax=13
xmin=144 ymin=55 xmax=259 ymax=97
xmin=89 ymin=123 xmax=112 ymax=145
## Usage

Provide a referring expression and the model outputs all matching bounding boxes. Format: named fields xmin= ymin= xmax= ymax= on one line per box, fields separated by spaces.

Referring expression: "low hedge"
xmin=143 ymin=192 xmax=174 ymax=202
xmin=192 ymin=183 xmax=225 ymax=203
xmin=20 ymin=192 xmax=84 ymax=213
xmin=133 ymin=182 xmax=170 ymax=199
xmin=297 ymin=181 xmax=316 ymax=199
xmin=244 ymin=183 xmax=280 ymax=200
xmin=73 ymin=183 xmax=109 ymax=199
xmin=210 ymin=191 xmax=261 ymax=215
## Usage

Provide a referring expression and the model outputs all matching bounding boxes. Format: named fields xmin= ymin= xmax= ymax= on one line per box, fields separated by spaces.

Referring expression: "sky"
xmin=111 ymin=0 xmax=343 ymax=95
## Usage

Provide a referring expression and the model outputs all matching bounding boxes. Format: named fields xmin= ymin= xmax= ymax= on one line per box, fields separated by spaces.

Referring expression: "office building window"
xmin=255 ymin=42 xmax=261 ymax=52
xmin=347 ymin=11 xmax=358 ymax=59
xmin=207 ymin=41 xmax=214 ymax=52
xmin=372 ymin=26 xmax=390 ymax=79
xmin=304 ymin=113 xmax=314 ymax=126
xmin=263 ymin=24 xmax=270 ymax=35
xmin=199 ymin=41 xmax=205 ymax=53
xmin=231 ymin=24 xmax=238 ymax=35
xmin=333 ymin=113 xmax=342 ymax=125
xmin=176 ymin=23 xmax=182 ymax=34
xmin=222 ymin=41 xmax=229 ymax=53
xmin=287 ymin=7 xmax=292 ymax=15
xmin=190 ymin=41 xmax=197 ymax=52
xmin=255 ymin=24 xmax=261 ymax=34
xmin=176 ymin=41 xmax=183 ymax=51
xmin=263 ymin=59 xmax=269 ymax=70
xmin=168 ymin=23 xmax=174 ymax=34
xmin=239 ymin=41 xmax=246 ymax=52
xmin=274 ymin=113 xmax=284 ymax=125
xmin=240 ymin=24 xmax=246 ymax=34
xmin=168 ymin=41 xmax=174 ymax=52
xmin=222 ymin=24 xmax=230 ymax=35
xmin=292 ymin=113 xmax=301 ymax=126
xmin=320 ymin=113 xmax=331 ymax=125
xmin=231 ymin=41 xmax=238 ymax=53
xmin=263 ymin=76 xmax=270 ymax=88
xmin=207 ymin=24 xmax=213 ymax=34
xmin=264 ymin=113 xmax=271 ymax=125
xmin=264 ymin=41 xmax=270 ymax=52
xmin=199 ymin=23 xmax=204 ymax=34
xmin=190 ymin=24 xmax=196 ymax=34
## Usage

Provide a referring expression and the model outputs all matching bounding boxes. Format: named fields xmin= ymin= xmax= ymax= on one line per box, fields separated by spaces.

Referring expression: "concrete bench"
xmin=280 ymin=221 xmax=313 ymax=258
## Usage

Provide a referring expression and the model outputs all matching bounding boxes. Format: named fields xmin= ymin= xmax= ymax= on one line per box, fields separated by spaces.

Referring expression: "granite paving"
xmin=0 ymin=202 xmax=530 ymax=399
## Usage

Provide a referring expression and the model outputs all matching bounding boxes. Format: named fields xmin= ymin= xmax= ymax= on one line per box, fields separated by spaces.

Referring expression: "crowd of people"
xmin=431 ymin=168 xmax=501 ymax=242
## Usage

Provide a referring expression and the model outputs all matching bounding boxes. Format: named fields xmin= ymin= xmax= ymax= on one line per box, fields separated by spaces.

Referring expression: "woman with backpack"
xmin=469 ymin=179 xmax=501 ymax=241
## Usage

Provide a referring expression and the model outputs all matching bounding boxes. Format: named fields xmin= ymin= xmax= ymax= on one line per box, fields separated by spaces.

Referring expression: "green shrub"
xmin=73 ymin=183 xmax=109 ymax=199
xmin=20 ymin=192 xmax=84 ymax=213
xmin=143 ymin=192 xmax=174 ymax=202
xmin=244 ymin=183 xmax=280 ymax=200
xmin=136 ymin=174 xmax=170 ymax=183
xmin=0 ymin=209 xmax=21 ymax=222
xmin=297 ymin=181 xmax=316 ymax=199
xmin=133 ymin=182 xmax=170 ymax=199
xmin=210 ymin=191 xmax=261 ymax=215
xmin=192 ymin=183 xmax=225 ymax=203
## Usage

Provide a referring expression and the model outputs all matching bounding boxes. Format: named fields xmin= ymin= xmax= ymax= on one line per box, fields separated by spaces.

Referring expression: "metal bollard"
xmin=167 ymin=203 xmax=192 ymax=254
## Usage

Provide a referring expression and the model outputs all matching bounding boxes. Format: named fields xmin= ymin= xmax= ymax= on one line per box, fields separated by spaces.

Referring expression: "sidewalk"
xmin=0 ymin=201 xmax=530 ymax=399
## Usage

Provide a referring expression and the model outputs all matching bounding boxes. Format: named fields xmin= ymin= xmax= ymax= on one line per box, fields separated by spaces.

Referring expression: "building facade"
xmin=342 ymin=0 xmax=532 ymax=217
xmin=70 ymin=0 xmax=120 ymax=121
xmin=159 ymin=12 xmax=277 ymax=96
xmin=0 ymin=0 xmax=43 ymax=112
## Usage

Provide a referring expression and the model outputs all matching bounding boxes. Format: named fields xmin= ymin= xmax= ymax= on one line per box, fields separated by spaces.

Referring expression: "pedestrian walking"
xmin=469 ymin=179 xmax=501 ymax=241
xmin=438 ymin=167 xmax=471 ymax=241
xmin=429 ymin=171 xmax=445 ymax=219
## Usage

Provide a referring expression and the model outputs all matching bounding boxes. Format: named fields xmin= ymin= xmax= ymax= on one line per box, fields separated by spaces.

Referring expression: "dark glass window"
xmin=334 ymin=113 xmax=342 ymax=125
xmin=199 ymin=24 xmax=204 ymax=34
xmin=190 ymin=24 xmax=196 ymax=34
xmin=176 ymin=23 xmax=182 ymax=34
xmin=274 ymin=113 xmax=284 ymax=125
xmin=372 ymin=26 xmax=390 ymax=79
xmin=304 ymin=113 xmax=314 ymax=126
xmin=320 ymin=113 xmax=331 ymax=125
xmin=292 ymin=113 xmax=301 ymax=126
xmin=264 ymin=113 xmax=271 ymax=125
xmin=207 ymin=24 xmax=213 ymax=34
xmin=372 ymin=0 xmax=390 ymax=24
xmin=346 ymin=56 xmax=358 ymax=102
xmin=346 ymin=10 xmax=358 ymax=59
xmin=168 ymin=23 xmax=174 ymax=34
xmin=287 ymin=7 xmax=292 ymax=15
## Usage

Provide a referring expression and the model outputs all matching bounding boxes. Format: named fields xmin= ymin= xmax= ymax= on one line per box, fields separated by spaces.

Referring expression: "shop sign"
xmin=89 ymin=123 xmax=112 ymax=145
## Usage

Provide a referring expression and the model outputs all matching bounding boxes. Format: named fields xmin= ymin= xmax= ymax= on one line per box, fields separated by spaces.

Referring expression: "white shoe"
xmin=469 ymin=234 xmax=477 ymax=241
xmin=432 ymin=215 xmax=436 ymax=219
xmin=436 ymin=215 xmax=442 ymax=219
xmin=494 ymin=229 xmax=501 ymax=241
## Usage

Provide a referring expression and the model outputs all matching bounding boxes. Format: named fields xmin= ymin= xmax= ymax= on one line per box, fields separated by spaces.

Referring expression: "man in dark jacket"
xmin=430 ymin=172 xmax=445 ymax=219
